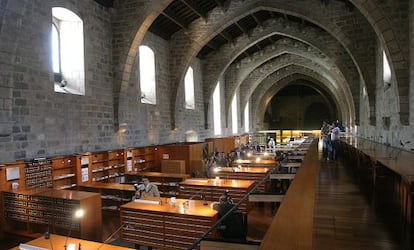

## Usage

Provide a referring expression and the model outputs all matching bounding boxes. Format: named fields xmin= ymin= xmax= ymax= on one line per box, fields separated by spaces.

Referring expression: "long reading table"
xmin=179 ymin=178 xmax=255 ymax=213
xmin=120 ymin=198 xmax=217 ymax=250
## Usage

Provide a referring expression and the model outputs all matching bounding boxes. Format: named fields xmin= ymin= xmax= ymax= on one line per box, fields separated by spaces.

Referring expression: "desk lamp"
xmin=64 ymin=208 xmax=85 ymax=250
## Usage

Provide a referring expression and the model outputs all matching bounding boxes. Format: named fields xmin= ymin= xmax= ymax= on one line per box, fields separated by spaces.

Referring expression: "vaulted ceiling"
xmin=106 ymin=0 xmax=409 ymax=131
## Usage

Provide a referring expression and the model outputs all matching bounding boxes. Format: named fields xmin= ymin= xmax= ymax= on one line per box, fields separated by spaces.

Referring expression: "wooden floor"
xmin=312 ymin=151 xmax=404 ymax=249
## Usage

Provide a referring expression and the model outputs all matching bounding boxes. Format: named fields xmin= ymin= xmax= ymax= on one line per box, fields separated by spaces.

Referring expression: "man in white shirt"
xmin=330 ymin=122 xmax=340 ymax=161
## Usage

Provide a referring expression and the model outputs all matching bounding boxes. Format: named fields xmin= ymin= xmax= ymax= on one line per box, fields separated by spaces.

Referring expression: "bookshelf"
xmin=107 ymin=149 xmax=125 ymax=183
xmin=125 ymin=146 xmax=159 ymax=173
xmin=86 ymin=149 xmax=126 ymax=184
xmin=51 ymin=155 xmax=77 ymax=190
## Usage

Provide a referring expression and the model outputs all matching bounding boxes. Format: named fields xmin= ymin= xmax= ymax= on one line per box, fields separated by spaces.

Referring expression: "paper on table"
xmin=133 ymin=199 xmax=160 ymax=205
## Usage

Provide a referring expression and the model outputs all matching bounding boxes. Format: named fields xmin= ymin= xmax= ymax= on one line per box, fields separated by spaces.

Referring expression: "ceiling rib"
xmin=180 ymin=0 xmax=207 ymax=19
xmin=162 ymin=8 xmax=188 ymax=30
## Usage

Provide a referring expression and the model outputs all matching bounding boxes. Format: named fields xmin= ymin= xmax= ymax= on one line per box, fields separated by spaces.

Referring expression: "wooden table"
xmin=232 ymin=159 xmax=277 ymax=167
xmin=120 ymin=198 xmax=218 ymax=250
xmin=179 ymin=178 xmax=255 ymax=213
xmin=279 ymin=162 xmax=302 ymax=173
xmin=210 ymin=167 xmax=271 ymax=192
xmin=10 ymin=233 xmax=134 ymax=250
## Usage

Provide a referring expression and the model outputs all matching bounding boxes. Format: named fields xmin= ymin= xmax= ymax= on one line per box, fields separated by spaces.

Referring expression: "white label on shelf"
xmin=127 ymin=159 xmax=132 ymax=171
xmin=81 ymin=168 xmax=88 ymax=182
xmin=127 ymin=151 xmax=133 ymax=157
xmin=81 ymin=156 xmax=89 ymax=165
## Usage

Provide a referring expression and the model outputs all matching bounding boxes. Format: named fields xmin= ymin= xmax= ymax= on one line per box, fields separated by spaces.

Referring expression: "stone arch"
xmin=249 ymin=66 xmax=352 ymax=131
xmin=227 ymin=42 xmax=352 ymax=126
xmin=351 ymin=0 xmax=409 ymax=125
xmin=167 ymin=0 xmax=374 ymax=130
xmin=111 ymin=0 xmax=172 ymax=131
xmin=236 ymin=54 xmax=352 ymax=124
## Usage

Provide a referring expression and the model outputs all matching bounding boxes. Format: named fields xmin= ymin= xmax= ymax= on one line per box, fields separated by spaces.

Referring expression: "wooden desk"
xmin=120 ymin=198 xmax=218 ymax=250
xmin=285 ymin=155 xmax=305 ymax=162
xmin=210 ymin=167 xmax=271 ymax=192
xmin=232 ymin=159 xmax=277 ymax=167
xmin=179 ymin=178 xmax=255 ymax=213
xmin=279 ymin=162 xmax=302 ymax=173
xmin=124 ymin=171 xmax=190 ymax=197
xmin=77 ymin=183 xmax=135 ymax=212
xmin=10 ymin=233 xmax=134 ymax=250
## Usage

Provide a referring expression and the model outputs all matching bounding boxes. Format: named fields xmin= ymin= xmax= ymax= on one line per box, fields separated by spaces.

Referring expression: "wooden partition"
xmin=205 ymin=136 xmax=236 ymax=154
xmin=158 ymin=142 xmax=206 ymax=176
xmin=259 ymin=140 xmax=317 ymax=250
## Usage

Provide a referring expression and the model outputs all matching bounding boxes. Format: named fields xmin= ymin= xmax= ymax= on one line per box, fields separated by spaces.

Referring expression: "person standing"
xmin=330 ymin=122 xmax=341 ymax=161
xmin=268 ymin=137 xmax=275 ymax=152
xmin=321 ymin=120 xmax=330 ymax=160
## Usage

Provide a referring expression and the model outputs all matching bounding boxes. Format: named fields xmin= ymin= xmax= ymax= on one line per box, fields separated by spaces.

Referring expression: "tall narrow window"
xmin=52 ymin=24 xmax=60 ymax=75
xmin=184 ymin=67 xmax=195 ymax=109
xmin=244 ymin=102 xmax=249 ymax=133
xmin=139 ymin=45 xmax=156 ymax=104
xmin=383 ymin=51 xmax=391 ymax=88
xmin=231 ymin=94 xmax=238 ymax=134
xmin=52 ymin=7 xmax=85 ymax=95
xmin=213 ymin=82 xmax=221 ymax=135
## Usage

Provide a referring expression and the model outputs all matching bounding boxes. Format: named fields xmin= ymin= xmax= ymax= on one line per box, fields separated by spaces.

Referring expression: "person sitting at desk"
xmin=133 ymin=176 xmax=160 ymax=200
xmin=215 ymin=151 xmax=229 ymax=167
xmin=212 ymin=190 xmax=245 ymax=241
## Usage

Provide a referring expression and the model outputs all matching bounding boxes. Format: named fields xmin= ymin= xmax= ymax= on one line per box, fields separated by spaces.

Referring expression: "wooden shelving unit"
xmin=52 ymin=155 xmax=77 ymax=190
xmin=2 ymin=188 xmax=102 ymax=242
xmin=86 ymin=149 xmax=126 ymax=184
xmin=90 ymin=151 xmax=109 ymax=183
xmin=125 ymin=146 xmax=159 ymax=173
xmin=107 ymin=149 xmax=125 ymax=183
xmin=24 ymin=158 xmax=53 ymax=189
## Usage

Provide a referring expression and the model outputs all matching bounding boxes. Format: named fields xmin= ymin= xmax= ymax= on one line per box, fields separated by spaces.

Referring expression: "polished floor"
xmin=0 ymin=148 xmax=408 ymax=249
xmin=313 ymin=154 xmax=404 ymax=249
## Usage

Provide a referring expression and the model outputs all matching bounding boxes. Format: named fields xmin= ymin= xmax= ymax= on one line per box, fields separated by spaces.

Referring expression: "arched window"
xmin=139 ymin=45 xmax=156 ymax=104
xmin=213 ymin=82 xmax=221 ymax=135
xmin=184 ymin=67 xmax=195 ymax=109
xmin=383 ymin=51 xmax=391 ymax=88
xmin=244 ymin=102 xmax=249 ymax=133
xmin=52 ymin=7 xmax=85 ymax=95
xmin=231 ymin=94 xmax=238 ymax=134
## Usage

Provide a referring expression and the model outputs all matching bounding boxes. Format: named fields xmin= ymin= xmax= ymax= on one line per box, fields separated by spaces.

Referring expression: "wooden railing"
xmin=259 ymin=140 xmax=318 ymax=250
